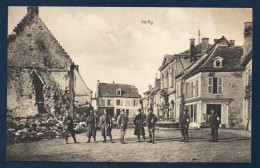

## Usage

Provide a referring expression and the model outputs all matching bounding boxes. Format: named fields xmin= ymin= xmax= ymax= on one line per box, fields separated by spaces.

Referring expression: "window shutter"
xmin=195 ymin=80 xmax=198 ymax=96
xmin=191 ymin=82 xmax=193 ymax=97
xmin=111 ymin=99 xmax=114 ymax=106
xmin=101 ymin=99 xmax=105 ymax=106
xmin=208 ymin=78 xmax=213 ymax=93
xmin=218 ymin=78 xmax=223 ymax=94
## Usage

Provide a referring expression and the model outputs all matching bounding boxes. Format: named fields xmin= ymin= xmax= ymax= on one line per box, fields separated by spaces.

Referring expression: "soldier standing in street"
xmin=179 ymin=109 xmax=190 ymax=142
xmin=117 ymin=109 xmax=129 ymax=144
xmin=86 ymin=107 xmax=98 ymax=143
xmin=134 ymin=109 xmax=146 ymax=142
xmin=100 ymin=109 xmax=113 ymax=143
xmin=209 ymin=109 xmax=221 ymax=142
xmin=63 ymin=110 xmax=78 ymax=144
xmin=146 ymin=108 xmax=158 ymax=144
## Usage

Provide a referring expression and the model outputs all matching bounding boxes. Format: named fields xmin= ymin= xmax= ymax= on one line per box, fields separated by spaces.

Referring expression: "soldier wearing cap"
xmin=86 ymin=107 xmax=99 ymax=143
xmin=179 ymin=109 xmax=190 ymax=142
xmin=146 ymin=108 xmax=158 ymax=143
xmin=117 ymin=109 xmax=129 ymax=144
xmin=209 ymin=109 xmax=221 ymax=142
xmin=63 ymin=109 xmax=78 ymax=144
xmin=134 ymin=109 xmax=146 ymax=142
xmin=100 ymin=109 xmax=113 ymax=143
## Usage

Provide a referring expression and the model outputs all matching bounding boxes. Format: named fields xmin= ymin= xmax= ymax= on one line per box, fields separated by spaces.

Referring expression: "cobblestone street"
xmin=6 ymin=128 xmax=251 ymax=163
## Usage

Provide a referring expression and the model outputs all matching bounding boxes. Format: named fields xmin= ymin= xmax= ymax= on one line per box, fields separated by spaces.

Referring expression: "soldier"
xmin=100 ymin=109 xmax=113 ymax=143
xmin=146 ymin=108 xmax=158 ymax=144
xmin=63 ymin=110 xmax=78 ymax=144
xmin=117 ymin=109 xmax=129 ymax=144
xmin=86 ymin=107 xmax=98 ymax=143
xmin=179 ymin=109 xmax=190 ymax=142
xmin=209 ymin=109 xmax=221 ymax=142
xmin=134 ymin=109 xmax=146 ymax=142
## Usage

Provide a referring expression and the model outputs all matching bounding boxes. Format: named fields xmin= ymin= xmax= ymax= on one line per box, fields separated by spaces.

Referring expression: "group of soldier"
xmin=62 ymin=107 xmax=220 ymax=144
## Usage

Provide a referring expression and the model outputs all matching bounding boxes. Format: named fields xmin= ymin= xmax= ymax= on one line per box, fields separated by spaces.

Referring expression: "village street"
xmin=6 ymin=128 xmax=251 ymax=163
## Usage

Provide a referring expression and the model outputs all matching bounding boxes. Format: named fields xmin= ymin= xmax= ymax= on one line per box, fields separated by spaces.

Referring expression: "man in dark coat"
xmin=63 ymin=110 xmax=78 ymax=144
xmin=179 ymin=109 xmax=190 ymax=142
xmin=134 ymin=109 xmax=146 ymax=142
xmin=209 ymin=109 xmax=221 ymax=142
xmin=86 ymin=108 xmax=98 ymax=143
xmin=146 ymin=108 xmax=158 ymax=144
xmin=117 ymin=109 xmax=129 ymax=144
xmin=100 ymin=109 xmax=113 ymax=143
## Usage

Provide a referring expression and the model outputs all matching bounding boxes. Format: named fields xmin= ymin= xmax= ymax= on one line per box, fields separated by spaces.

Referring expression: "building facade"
xmin=7 ymin=7 xmax=92 ymax=117
xmin=96 ymin=81 xmax=141 ymax=119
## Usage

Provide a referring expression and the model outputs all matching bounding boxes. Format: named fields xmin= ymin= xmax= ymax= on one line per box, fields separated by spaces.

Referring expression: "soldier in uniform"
xmin=117 ymin=109 xmax=129 ymax=144
xmin=86 ymin=107 xmax=98 ymax=143
xmin=100 ymin=109 xmax=113 ymax=143
xmin=146 ymin=108 xmax=158 ymax=144
xmin=179 ymin=109 xmax=190 ymax=142
xmin=134 ymin=109 xmax=146 ymax=142
xmin=63 ymin=110 xmax=78 ymax=144
xmin=209 ymin=109 xmax=221 ymax=142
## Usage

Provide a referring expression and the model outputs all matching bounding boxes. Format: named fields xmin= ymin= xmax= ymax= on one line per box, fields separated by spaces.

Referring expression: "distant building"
xmin=7 ymin=7 xmax=92 ymax=117
xmin=96 ymin=81 xmax=141 ymax=118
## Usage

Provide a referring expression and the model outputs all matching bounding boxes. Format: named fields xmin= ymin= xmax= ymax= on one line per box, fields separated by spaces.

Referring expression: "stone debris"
xmin=6 ymin=113 xmax=87 ymax=145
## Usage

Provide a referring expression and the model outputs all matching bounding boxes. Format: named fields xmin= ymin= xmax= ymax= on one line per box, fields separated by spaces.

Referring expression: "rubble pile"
xmin=7 ymin=114 xmax=64 ymax=145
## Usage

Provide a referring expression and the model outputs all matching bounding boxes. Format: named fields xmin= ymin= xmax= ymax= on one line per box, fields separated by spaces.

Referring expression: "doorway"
xmin=206 ymin=104 xmax=221 ymax=123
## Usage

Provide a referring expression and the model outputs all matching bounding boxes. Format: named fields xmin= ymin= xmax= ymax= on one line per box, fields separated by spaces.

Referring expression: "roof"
xmin=181 ymin=36 xmax=244 ymax=79
xmin=159 ymin=41 xmax=212 ymax=71
xmin=179 ymin=43 xmax=213 ymax=56
xmin=98 ymin=83 xmax=141 ymax=98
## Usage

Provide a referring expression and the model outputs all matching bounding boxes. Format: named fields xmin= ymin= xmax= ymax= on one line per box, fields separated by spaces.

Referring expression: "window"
xmin=213 ymin=57 xmax=223 ymax=68
xmin=195 ymin=80 xmax=199 ymax=96
xmin=177 ymin=83 xmax=180 ymax=97
xmin=190 ymin=82 xmax=194 ymax=98
xmin=100 ymin=99 xmax=105 ymax=106
xmin=107 ymin=99 xmax=111 ymax=106
xmin=186 ymin=83 xmax=189 ymax=98
xmin=208 ymin=77 xmax=223 ymax=94
xmin=117 ymin=100 xmax=121 ymax=106
xmin=117 ymin=90 xmax=121 ymax=96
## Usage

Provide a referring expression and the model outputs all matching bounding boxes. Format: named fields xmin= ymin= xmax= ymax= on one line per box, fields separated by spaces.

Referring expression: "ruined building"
xmin=7 ymin=7 xmax=92 ymax=117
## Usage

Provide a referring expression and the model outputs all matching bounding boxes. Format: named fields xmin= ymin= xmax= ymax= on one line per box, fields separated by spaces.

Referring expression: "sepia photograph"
xmin=6 ymin=6 xmax=252 ymax=162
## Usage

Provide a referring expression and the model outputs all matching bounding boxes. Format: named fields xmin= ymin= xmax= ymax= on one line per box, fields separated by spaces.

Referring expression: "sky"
xmin=8 ymin=7 xmax=252 ymax=96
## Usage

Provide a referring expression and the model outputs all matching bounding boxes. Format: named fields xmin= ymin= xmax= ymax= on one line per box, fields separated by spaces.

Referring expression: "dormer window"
xmin=213 ymin=56 xmax=223 ymax=68
xmin=116 ymin=88 xmax=121 ymax=96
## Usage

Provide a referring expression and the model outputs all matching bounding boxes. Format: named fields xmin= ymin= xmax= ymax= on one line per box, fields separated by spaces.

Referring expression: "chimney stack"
xmin=149 ymin=85 xmax=153 ymax=91
xmin=113 ymin=81 xmax=115 ymax=84
xmin=27 ymin=6 xmax=39 ymax=17
xmin=243 ymin=22 xmax=253 ymax=57
xmin=229 ymin=40 xmax=235 ymax=47
xmin=190 ymin=38 xmax=195 ymax=62
xmin=201 ymin=38 xmax=209 ymax=53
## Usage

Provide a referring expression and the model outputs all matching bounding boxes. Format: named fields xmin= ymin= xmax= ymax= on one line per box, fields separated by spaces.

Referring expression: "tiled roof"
xmin=200 ymin=46 xmax=243 ymax=70
xmin=98 ymin=83 xmax=140 ymax=98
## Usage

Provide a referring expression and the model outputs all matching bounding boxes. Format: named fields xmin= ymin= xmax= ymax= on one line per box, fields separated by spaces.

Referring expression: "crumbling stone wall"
xmin=7 ymin=69 xmax=38 ymax=117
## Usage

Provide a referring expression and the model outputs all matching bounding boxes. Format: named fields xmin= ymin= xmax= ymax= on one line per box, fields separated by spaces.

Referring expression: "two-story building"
xmin=178 ymin=36 xmax=244 ymax=128
xmin=96 ymin=80 xmax=141 ymax=118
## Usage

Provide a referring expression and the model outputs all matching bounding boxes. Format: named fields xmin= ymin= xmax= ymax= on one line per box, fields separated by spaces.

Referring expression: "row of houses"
xmin=143 ymin=22 xmax=252 ymax=130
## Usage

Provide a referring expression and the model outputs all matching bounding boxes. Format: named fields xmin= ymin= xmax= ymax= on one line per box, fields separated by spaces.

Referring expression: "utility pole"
xmin=69 ymin=63 xmax=75 ymax=119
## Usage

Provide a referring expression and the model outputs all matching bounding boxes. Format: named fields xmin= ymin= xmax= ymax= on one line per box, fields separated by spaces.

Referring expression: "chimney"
xmin=97 ymin=80 xmax=100 ymax=84
xmin=243 ymin=22 xmax=253 ymax=57
xmin=202 ymin=38 xmax=209 ymax=53
xmin=190 ymin=38 xmax=195 ymax=62
xmin=27 ymin=7 xmax=39 ymax=17
xmin=149 ymin=85 xmax=152 ymax=91
xmin=113 ymin=81 xmax=115 ymax=84
xmin=229 ymin=40 xmax=235 ymax=47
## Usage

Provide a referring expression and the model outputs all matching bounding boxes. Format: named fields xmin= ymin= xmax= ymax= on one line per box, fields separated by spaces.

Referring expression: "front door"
xmin=206 ymin=104 xmax=221 ymax=123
